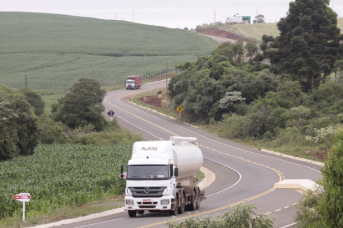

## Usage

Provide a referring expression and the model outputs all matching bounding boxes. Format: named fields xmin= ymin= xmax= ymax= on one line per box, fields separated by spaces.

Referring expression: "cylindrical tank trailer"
xmin=122 ymin=137 xmax=206 ymax=217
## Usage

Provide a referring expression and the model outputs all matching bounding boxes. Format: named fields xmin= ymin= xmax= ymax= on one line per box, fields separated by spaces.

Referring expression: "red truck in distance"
xmin=126 ymin=75 xmax=142 ymax=90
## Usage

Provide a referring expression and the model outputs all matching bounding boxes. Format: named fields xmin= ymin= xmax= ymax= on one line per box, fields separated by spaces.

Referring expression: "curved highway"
xmin=59 ymin=80 xmax=322 ymax=228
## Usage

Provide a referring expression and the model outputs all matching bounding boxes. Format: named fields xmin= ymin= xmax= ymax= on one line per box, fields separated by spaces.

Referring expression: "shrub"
xmin=166 ymin=204 xmax=273 ymax=228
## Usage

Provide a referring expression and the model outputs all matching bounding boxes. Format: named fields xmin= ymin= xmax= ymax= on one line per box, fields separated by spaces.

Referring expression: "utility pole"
xmin=132 ymin=10 xmax=134 ymax=22
xmin=163 ymin=60 xmax=171 ymax=89
xmin=214 ymin=10 xmax=216 ymax=24
xmin=23 ymin=73 xmax=29 ymax=89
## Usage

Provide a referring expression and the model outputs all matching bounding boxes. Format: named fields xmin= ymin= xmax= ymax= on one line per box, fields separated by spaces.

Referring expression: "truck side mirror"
xmin=174 ymin=168 xmax=178 ymax=177
xmin=120 ymin=165 xmax=124 ymax=178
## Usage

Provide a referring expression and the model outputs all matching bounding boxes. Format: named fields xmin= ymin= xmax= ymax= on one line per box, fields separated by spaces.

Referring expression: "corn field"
xmin=0 ymin=144 xmax=132 ymax=220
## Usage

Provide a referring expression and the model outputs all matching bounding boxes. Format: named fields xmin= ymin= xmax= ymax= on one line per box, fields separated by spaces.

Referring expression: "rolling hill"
xmin=232 ymin=18 xmax=343 ymax=41
xmin=0 ymin=12 xmax=219 ymax=92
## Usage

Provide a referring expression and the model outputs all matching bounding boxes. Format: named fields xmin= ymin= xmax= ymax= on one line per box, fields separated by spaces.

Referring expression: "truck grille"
xmin=129 ymin=187 xmax=167 ymax=198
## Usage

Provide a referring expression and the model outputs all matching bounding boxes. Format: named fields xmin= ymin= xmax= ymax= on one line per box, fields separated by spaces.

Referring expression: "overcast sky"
xmin=1 ymin=0 xmax=342 ymax=29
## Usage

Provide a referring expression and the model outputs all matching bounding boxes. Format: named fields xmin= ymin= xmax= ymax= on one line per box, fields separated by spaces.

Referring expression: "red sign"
xmin=13 ymin=193 xmax=31 ymax=202
xmin=118 ymin=173 xmax=127 ymax=178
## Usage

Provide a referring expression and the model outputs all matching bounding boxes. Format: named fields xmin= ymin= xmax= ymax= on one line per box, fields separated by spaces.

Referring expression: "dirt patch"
xmin=196 ymin=28 xmax=242 ymax=40
xmin=138 ymin=95 xmax=162 ymax=108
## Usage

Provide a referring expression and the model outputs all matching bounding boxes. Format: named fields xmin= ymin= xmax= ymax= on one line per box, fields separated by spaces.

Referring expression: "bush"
xmin=38 ymin=114 xmax=68 ymax=144
xmin=51 ymin=78 xmax=107 ymax=131
xmin=21 ymin=89 xmax=45 ymax=116
xmin=0 ymin=84 xmax=39 ymax=160
xmin=166 ymin=204 xmax=273 ymax=228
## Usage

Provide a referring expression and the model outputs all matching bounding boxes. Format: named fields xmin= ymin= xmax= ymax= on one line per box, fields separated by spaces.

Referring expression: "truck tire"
xmin=178 ymin=193 xmax=185 ymax=214
xmin=137 ymin=210 xmax=144 ymax=215
xmin=128 ymin=210 xmax=137 ymax=217
xmin=196 ymin=192 xmax=201 ymax=209
xmin=189 ymin=191 xmax=197 ymax=211
xmin=169 ymin=196 xmax=179 ymax=216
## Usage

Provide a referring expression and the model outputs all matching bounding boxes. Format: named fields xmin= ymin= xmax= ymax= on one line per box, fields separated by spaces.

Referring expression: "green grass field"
xmin=0 ymin=12 xmax=218 ymax=92
xmin=230 ymin=17 xmax=343 ymax=41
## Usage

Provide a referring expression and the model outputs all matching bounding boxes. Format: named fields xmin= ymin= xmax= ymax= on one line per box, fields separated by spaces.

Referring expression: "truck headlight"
xmin=126 ymin=199 xmax=134 ymax=205
xmin=161 ymin=199 xmax=169 ymax=205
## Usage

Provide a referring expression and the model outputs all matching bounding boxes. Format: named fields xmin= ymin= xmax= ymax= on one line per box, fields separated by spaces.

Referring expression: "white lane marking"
xmin=280 ymin=222 xmax=298 ymax=228
xmin=110 ymin=92 xmax=322 ymax=175
xmin=292 ymin=203 xmax=297 ymax=205
xmin=114 ymin=115 xmax=160 ymax=139
xmin=204 ymin=157 xmax=242 ymax=198
xmin=75 ymin=217 xmax=127 ymax=228
xmin=284 ymin=206 xmax=290 ymax=209
xmin=275 ymin=209 xmax=281 ymax=212
xmin=264 ymin=212 xmax=271 ymax=215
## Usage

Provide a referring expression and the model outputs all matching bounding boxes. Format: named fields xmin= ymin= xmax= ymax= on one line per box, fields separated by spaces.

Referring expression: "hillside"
xmin=232 ymin=17 xmax=343 ymax=41
xmin=0 ymin=12 xmax=219 ymax=92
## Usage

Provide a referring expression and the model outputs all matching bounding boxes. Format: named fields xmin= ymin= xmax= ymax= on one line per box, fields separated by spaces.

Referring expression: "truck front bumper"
xmin=125 ymin=195 xmax=174 ymax=211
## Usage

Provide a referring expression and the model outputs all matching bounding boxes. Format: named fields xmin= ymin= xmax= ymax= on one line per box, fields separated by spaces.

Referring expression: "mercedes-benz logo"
xmin=144 ymin=187 xmax=150 ymax=193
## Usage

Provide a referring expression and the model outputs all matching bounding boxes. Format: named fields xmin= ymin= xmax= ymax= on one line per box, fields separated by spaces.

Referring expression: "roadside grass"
xmin=194 ymin=171 xmax=206 ymax=186
xmin=0 ymin=197 xmax=124 ymax=228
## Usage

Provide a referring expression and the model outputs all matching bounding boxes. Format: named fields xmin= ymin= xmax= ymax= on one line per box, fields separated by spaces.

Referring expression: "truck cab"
xmin=122 ymin=137 xmax=205 ymax=217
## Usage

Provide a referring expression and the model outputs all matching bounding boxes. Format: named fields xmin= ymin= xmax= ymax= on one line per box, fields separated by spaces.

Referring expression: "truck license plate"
xmin=143 ymin=199 xmax=151 ymax=203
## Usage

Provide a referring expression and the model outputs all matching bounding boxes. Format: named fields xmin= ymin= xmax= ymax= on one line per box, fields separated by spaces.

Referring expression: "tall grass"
xmin=0 ymin=144 xmax=131 ymax=220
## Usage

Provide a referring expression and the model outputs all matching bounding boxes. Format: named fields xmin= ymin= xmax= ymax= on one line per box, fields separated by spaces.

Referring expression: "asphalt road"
xmin=60 ymin=80 xmax=322 ymax=228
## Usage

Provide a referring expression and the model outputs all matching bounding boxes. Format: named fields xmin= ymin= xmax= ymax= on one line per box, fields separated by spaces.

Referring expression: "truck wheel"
xmin=137 ymin=210 xmax=144 ymax=215
xmin=178 ymin=194 xmax=185 ymax=214
xmin=196 ymin=192 xmax=200 ymax=209
xmin=189 ymin=192 xmax=197 ymax=211
xmin=169 ymin=196 xmax=178 ymax=216
xmin=128 ymin=210 xmax=137 ymax=217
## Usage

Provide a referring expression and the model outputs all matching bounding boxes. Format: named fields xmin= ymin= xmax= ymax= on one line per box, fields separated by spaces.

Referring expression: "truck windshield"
xmin=127 ymin=165 xmax=169 ymax=180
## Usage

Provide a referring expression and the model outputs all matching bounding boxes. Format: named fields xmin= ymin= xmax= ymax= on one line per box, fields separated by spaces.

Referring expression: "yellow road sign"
xmin=176 ymin=106 xmax=183 ymax=113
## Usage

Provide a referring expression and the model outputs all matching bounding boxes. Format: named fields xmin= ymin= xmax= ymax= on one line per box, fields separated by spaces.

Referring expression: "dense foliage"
xmin=0 ymin=144 xmax=131 ymax=220
xmin=295 ymin=130 xmax=343 ymax=227
xmin=259 ymin=0 xmax=343 ymax=91
xmin=0 ymin=84 xmax=39 ymax=160
xmin=21 ymin=89 xmax=45 ymax=116
xmin=319 ymin=130 xmax=343 ymax=226
xmin=166 ymin=204 xmax=273 ymax=228
xmin=169 ymin=39 xmax=274 ymax=122
xmin=52 ymin=78 xmax=107 ymax=131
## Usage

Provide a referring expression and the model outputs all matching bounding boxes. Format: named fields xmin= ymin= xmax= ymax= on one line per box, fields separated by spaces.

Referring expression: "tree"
xmin=319 ymin=130 xmax=343 ymax=227
xmin=21 ymin=89 xmax=45 ymax=116
xmin=253 ymin=14 xmax=265 ymax=23
xmin=260 ymin=0 xmax=343 ymax=92
xmin=51 ymin=78 xmax=107 ymax=131
xmin=245 ymin=40 xmax=258 ymax=61
xmin=333 ymin=59 xmax=343 ymax=83
xmin=0 ymin=84 xmax=39 ymax=160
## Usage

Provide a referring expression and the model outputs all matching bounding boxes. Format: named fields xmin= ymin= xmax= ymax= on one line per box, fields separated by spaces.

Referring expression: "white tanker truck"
xmin=121 ymin=136 xmax=206 ymax=217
